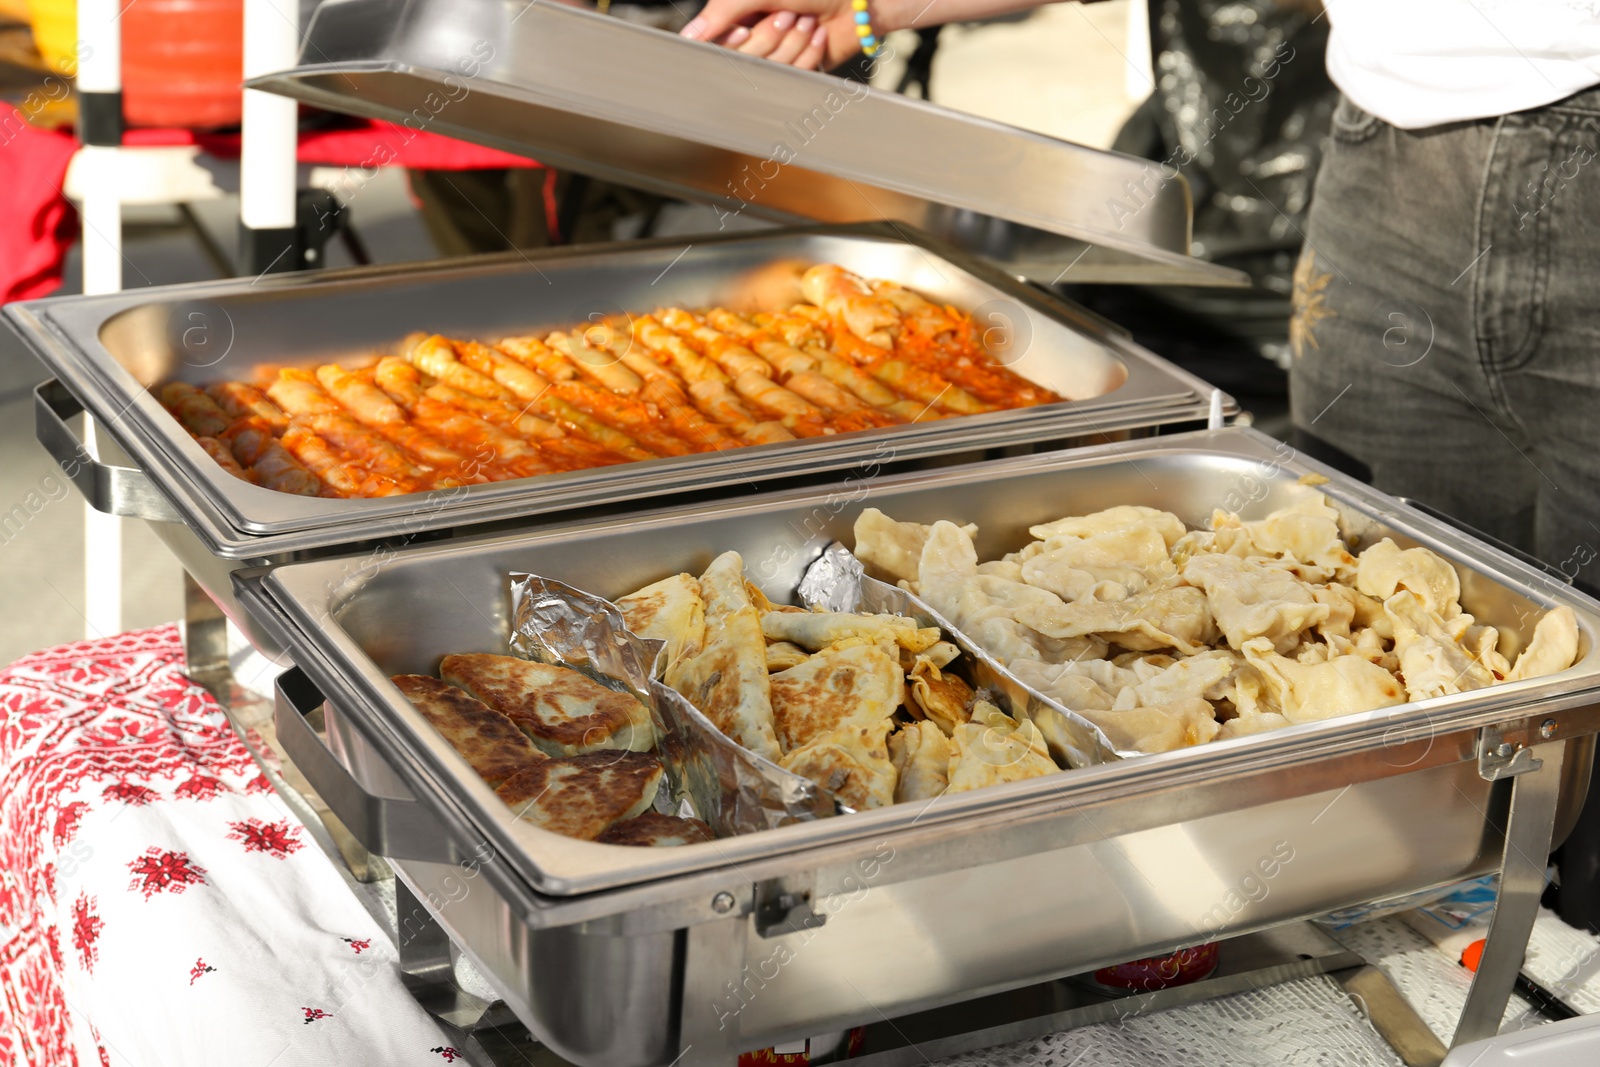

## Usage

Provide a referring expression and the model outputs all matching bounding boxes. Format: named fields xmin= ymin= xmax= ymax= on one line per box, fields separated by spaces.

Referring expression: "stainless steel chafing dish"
xmin=9 ymin=225 xmax=1230 ymax=657
xmin=13 ymin=2 xmax=1581 ymax=1060
xmin=235 ymin=428 xmax=1600 ymax=1067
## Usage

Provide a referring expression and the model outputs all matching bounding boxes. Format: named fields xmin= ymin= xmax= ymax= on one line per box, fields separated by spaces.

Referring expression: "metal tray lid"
xmin=247 ymin=0 xmax=1248 ymax=288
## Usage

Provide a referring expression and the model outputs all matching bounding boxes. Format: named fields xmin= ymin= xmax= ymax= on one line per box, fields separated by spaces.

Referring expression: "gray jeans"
xmin=1288 ymin=88 xmax=1600 ymax=587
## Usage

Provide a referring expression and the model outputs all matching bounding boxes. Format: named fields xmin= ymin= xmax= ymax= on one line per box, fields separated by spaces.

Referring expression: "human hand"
xmin=717 ymin=10 xmax=833 ymax=69
xmin=683 ymin=0 xmax=868 ymax=70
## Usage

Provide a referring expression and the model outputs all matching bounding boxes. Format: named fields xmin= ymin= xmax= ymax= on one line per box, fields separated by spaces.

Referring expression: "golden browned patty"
xmin=596 ymin=811 xmax=715 ymax=847
xmin=440 ymin=654 xmax=656 ymax=757
xmin=770 ymin=644 xmax=903 ymax=752
xmin=391 ymin=674 xmax=545 ymax=788
xmin=494 ymin=751 xmax=664 ymax=840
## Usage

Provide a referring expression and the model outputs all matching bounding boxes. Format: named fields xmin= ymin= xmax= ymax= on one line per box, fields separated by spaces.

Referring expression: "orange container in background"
xmin=26 ymin=0 xmax=246 ymax=129
xmin=122 ymin=0 xmax=244 ymax=128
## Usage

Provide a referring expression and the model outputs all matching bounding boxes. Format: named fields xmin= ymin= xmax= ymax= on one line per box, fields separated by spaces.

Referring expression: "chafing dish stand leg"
xmin=394 ymin=875 xmax=503 ymax=1029
xmin=1451 ymin=737 xmax=1567 ymax=1046
xmin=677 ymin=915 xmax=752 ymax=1066
xmin=182 ymin=573 xmax=231 ymax=690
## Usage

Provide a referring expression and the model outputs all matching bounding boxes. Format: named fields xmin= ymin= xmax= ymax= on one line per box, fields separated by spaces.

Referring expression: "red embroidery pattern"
xmin=433 ymin=1048 xmax=464 ymax=1062
xmin=44 ymin=925 xmax=61 ymax=972
xmin=227 ymin=818 xmax=303 ymax=859
xmin=245 ymin=773 xmax=274 ymax=795
xmin=0 ymin=626 xmax=265 ymax=1066
xmin=302 ymin=1007 xmax=331 ymax=1024
xmin=189 ymin=958 xmax=217 ymax=985
xmin=127 ymin=847 xmax=208 ymax=899
xmin=51 ymin=801 xmax=90 ymax=849
xmin=101 ymin=781 xmax=158 ymax=806
xmin=71 ymin=894 xmax=102 ymax=973
xmin=341 ymin=937 xmax=372 ymax=954
xmin=173 ymin=774 xmax=224 ymax=801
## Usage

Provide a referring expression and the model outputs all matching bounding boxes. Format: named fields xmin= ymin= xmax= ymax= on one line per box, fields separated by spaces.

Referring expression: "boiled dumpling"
xmin=854 ymin=508 xmax=976 ymax=586
xmin=1181 ymin=553 xmax=1329 ymax=654
xmin=1216 ymin=711 xmax=1293 ymax=740
xmin=1128 ymin=650 xmax=1240 ymax=707
xmin=1357 ymin=539 xmax=1462 ymax=619
xmin=1009 ymin=658 xmax=1127 ymax=712
xmin=1240 ymin=637 xmax=1406 ymax=722
xmin=1384 ymin=591 xmax=1494 ymax=702
xmin=1009 ymin=585 xmax=1217 ymax=655
xmin=1210 ymin=490 xmax=1358 ymax=580
xmin=1029 ymin=505 xmax=1186 ymax=548
xmin=1507 ymin=606 xmax=1580 ymax=682
xmin=1076 ymin=697 xmax=1219 ymax=753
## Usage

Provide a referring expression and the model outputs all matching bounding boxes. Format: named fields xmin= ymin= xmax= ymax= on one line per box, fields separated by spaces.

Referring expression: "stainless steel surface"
xmin=1339 ymin=965 xmax=1448 ymax=1067
xmin=1452 ymin=740 xmax=1567 ymax=1047
xmin=235 ymin=427 xmax=1600 ymax=1066
xmin=398 ymin=852 xmax=686 ymax=1067
xmin=248 ymin=0 xmax=1247 ymax=288
xmin=277 ymin=667 xmax=456 ymax=863
xmin=35 ymin=380 xmax=182 ymax=525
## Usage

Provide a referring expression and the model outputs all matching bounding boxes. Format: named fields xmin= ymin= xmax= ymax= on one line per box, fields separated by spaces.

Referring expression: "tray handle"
xmin=34 ymin=379 xmax=183 ymax=523
xmin=274 ymin=665 xmax=458 ymax=864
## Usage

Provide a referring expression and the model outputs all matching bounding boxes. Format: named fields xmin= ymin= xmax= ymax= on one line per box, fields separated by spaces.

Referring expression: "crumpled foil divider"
xmin=798 ymin=543 xmax=1131 ymax=766
xmin=508 ymin=572 xmax=839 ymax=840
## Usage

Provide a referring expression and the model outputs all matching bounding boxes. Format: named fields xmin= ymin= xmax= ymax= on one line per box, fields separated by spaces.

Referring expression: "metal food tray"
xmin=10 ymin=225 xmax=1228 ymax=654
xmin=236 ymin=427 xmax=1600 ymax=1067
xmin=248 ymin=0 xmax=1249 ymax=288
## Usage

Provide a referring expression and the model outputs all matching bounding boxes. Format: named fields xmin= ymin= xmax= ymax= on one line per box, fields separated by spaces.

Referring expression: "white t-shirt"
xmin=1324 ymin=0 xmax=1600 ymax=129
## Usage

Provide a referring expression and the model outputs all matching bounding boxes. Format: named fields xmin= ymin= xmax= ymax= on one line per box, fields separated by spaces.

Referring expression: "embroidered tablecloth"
xmin=0 ymin=624 xmax=464 ymax=1066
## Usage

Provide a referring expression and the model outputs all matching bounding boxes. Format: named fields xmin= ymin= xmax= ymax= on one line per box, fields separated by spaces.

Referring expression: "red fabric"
xmin=0 ymin=118 xmax=540 ymax=304
xmin=0 ymin=118 xmax=83 ymax=302
xmin=121 ymin=119 xmax=539 ymax=169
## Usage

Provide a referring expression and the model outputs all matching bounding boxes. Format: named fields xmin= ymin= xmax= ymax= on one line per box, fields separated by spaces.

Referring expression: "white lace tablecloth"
xmin=934 ymin=974 xmax=1407 ymax=1067
xmin=931 ymin=912 xmax=1600 ymax=1066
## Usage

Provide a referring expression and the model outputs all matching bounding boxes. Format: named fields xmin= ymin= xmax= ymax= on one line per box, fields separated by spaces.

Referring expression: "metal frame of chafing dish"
xmin=243 ymin=0 xmax=1249 ymax=289
xmin=233 ymin=427 xmax=1600 ymax=1066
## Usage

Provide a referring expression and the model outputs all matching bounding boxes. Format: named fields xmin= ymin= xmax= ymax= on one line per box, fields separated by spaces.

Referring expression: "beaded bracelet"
xmin=851 ymin=0 xmax=881 ymax=56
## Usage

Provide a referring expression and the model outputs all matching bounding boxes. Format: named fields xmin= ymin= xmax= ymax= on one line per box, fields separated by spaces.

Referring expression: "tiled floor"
xmin=0 ymin=2 xmax=1142 ymax=664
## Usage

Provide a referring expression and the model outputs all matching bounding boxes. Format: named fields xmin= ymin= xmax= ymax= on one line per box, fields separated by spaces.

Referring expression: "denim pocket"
xmin=1331 ymin=95 xmax=1382 ymax=144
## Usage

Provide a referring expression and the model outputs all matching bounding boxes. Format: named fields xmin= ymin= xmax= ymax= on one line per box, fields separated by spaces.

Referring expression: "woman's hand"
xmin=682 ymin=0 xmax=868 ymax=70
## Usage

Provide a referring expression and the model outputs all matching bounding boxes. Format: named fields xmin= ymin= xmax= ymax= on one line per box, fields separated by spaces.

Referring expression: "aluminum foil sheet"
xmin=799 ymin=543 xmax=1128 ymax=767
xmin=508 ymin=573 xmax=837 ymax=839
